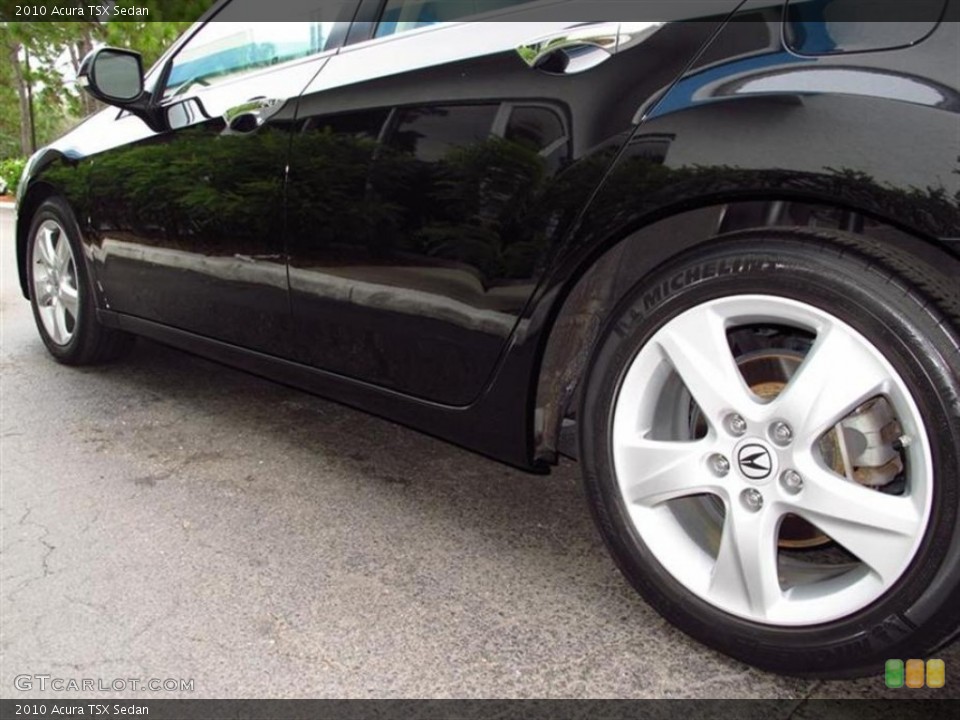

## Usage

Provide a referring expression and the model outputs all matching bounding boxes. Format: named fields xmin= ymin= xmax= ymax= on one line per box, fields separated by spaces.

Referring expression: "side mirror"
xmin=78 ymin=47 xmax=145 ymax=106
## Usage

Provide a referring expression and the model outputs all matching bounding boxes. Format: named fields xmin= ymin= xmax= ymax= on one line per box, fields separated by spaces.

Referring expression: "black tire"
xmin=579 ymin=229 xmax=960 ymax=677
xmin=26 ymin=197 xmax=134 ymax=365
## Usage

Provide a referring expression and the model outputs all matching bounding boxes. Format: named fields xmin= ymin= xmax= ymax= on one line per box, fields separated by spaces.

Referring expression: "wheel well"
xmin=532 ymin=199 xmax=960 ymax=465
xmin=16 ymin=183 xmax=59 ymax=300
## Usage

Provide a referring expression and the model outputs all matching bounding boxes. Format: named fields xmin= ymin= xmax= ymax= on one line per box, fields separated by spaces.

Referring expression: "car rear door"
xmin=285 ymin=0 xmax=736 ymax=404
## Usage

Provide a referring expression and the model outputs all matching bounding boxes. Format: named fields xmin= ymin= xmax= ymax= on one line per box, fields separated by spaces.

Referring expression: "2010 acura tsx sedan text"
xmin=14 ymin=0 xmax=960 ymax=677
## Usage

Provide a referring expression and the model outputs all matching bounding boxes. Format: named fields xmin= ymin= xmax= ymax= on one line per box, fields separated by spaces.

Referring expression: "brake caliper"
xmin=835 ymin=398 xmax=906 ymax=489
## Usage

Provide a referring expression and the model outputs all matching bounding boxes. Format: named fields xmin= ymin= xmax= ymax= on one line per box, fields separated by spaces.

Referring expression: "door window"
xmin=391 ymin=105 xmax=500 ymax=161
xmin=505 ymin=105 xmax=568 ymax=171
xmin=366 ymin=102 xmax=569 ymax=281
xmin=164 ymin=0 xmax=355 ymax=97
xmin=375 ymin=0 xmax=531 ymax=37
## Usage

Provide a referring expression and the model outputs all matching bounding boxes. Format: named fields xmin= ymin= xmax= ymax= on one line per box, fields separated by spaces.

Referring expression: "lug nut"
xmin=771 ymin=421 xmax=793 ymax=446
xmin=709 ymin=454 xmax=731 ymax=477
xmin=780 ymin=469 xmax=804 ymax=494
xmin=725 ymin=413 xmax=747 ymax=437
xmin=741 ymin=488 xmax=764 ymax=512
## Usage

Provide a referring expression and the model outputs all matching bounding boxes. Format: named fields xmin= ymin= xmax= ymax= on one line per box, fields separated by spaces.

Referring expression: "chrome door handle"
xmin=517 ymin=22 xmax=664 ymax=75
xmin=517 ymin=23 xmax=620 ymax=74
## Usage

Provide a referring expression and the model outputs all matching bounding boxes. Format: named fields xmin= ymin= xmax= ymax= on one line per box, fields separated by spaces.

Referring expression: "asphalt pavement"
xmin=1 ymin=206 xmax=957 ymax=700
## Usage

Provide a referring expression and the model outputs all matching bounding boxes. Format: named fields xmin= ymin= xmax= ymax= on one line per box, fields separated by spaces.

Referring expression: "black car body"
xmin=15 ymin=0 xmax=960 ymax=677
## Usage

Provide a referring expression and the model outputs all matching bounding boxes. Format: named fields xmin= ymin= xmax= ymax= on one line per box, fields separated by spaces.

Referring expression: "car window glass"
xmin=164 ymin=0 xmax=354 ymax=98
xmin=390 ymin=105 xmax=500 ymax=162
xmin=375 ymin=0 xmax=529 ymax=38
xmin=505 ymin=107 xmax=565 ymax=151
xmin=506 ymin=105 xmax=569 ymax=173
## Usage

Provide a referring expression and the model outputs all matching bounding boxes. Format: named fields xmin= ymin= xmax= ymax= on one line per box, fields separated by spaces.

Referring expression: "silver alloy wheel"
xmin=31 ymin=219 xmax=80 ymax=346
xmin=612 ymin=294 xmax=933 ymax=626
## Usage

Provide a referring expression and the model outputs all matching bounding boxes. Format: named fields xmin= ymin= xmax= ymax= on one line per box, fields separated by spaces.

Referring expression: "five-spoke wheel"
xmin=612 ymin=294 xmax=930 ymax=626
xmin=31 ymin=219 xmax=80 ymax=346
xmin=580 ymin=231 xmax=960 ymax=676
xmin=26 ymin=197 xmax=133 ymax=364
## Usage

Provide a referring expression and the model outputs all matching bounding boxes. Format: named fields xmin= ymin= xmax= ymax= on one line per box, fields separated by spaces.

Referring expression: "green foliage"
xmin=1 ymin=1 xmax=215 ymax=158
xmin=0 ymin=51 xmax=23 ymax=158
xmin=0 ymin=156 xmax=26 ymax=195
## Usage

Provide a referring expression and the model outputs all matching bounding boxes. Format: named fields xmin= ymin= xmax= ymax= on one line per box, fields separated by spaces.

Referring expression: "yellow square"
xmin=927 ymin=659 xmax=945 ymax=689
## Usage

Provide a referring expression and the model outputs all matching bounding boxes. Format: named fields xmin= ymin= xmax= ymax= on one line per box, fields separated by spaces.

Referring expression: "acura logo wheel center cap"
xmin=735 ymin=439 xmax=778 ymax=485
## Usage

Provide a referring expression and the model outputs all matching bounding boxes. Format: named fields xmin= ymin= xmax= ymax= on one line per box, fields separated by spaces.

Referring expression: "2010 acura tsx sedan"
xmin=14 ymin=0 xmax=960 ymax=677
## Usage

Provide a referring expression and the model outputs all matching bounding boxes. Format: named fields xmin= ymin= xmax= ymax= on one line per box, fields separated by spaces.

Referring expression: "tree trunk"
xmin=67 ymin=42 xmax=80 ymax=75
xmin=71 ymin=25 xmax=100 ymax=118
xmin=9 ymin=42 xmax=33 ymax=156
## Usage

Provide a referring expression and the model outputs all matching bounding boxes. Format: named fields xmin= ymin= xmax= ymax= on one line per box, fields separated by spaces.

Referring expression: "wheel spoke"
xmin=617 ymin=438 xmax=726 ymax=507
xmin=54 ymin=234 xmax=72 ymax=273
xmin=709 ymin=505 xmax=783 ymax=619
xmin=38 ymin=304 xmax=57 ymax=336
xmin=772 ymin=322 xmax=890 ymax=443
xmin=45 ymin=301 xmax=62 ymax=344
xmin=60 ymin=283 xmax=79 ymax=320
xmin=653 ymin=305 xmax=757 ymax=426
xmin=53 ymin=301 xmax=70 ymax=344
xmin=789 ymin=461 xmax=922 ymax=582
xmin=38 ymin=226 xmax=58 ymax=268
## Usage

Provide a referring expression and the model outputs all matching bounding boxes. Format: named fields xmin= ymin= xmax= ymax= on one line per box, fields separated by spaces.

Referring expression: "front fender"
xmin=15 ymin=148 xmax=74 ymax=300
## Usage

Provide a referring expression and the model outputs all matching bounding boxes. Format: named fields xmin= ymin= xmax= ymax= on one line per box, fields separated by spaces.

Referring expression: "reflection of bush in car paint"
xmin=377 ymin=136 xmax=550 ymax=280
xmin=42 ymin=126 xmax=960 ymax=289
xmin=44 ymin=126 xmax=289 ymax=253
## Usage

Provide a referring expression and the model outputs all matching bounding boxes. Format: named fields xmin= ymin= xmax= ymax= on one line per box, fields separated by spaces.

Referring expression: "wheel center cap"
xmin=735 ymin=439 xmax=778 ymax=485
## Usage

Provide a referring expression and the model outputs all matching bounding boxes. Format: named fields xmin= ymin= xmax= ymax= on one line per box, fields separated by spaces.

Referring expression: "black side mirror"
xmin=79 ymin=47 xmax=145 ymax=105
xmin=78 ymin=47 xmax=170 ymax=131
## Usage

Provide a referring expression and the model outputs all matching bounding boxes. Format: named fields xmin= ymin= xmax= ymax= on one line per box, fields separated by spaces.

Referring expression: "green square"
xmin=886 ymin=659 xmax=905 ymax=688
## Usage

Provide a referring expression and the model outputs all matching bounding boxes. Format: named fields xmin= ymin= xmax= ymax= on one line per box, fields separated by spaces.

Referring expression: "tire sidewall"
xmin=580 ymin=236 xmax=960 ymax=676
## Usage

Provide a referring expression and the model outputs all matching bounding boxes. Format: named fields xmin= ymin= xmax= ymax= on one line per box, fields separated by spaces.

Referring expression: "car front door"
xmin=285 ymin=1 xmax=729 ymax=404
xmin=91 ymin=0 xmax=356 ymax=355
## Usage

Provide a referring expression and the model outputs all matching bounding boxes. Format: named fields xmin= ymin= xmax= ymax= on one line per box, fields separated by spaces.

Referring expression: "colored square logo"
xmin=906 ymin=659 xmax=925 ymax=688
xmin=885 ymin=659 xmax=904 ymax=688
xmin=927 ymin=659 xmax=945 ymax=689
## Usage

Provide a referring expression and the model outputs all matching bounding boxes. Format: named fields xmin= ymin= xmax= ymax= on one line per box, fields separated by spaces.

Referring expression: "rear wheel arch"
xmin=532 ymin=199 xmax=960 ymax=466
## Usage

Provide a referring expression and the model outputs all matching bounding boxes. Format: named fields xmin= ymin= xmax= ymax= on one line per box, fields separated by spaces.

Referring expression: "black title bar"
xmin=1 ymin=0 xmax=958 ymax=23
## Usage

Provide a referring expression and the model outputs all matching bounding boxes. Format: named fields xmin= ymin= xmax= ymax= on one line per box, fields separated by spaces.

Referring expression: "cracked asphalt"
xmin=1 ymin=206 xmax=957 ymax=700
